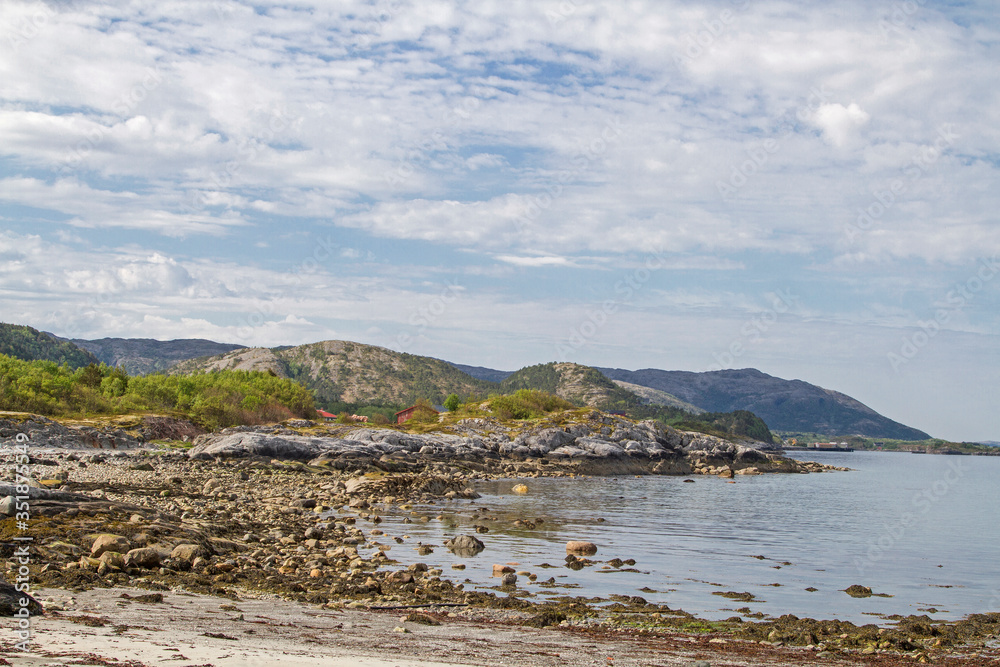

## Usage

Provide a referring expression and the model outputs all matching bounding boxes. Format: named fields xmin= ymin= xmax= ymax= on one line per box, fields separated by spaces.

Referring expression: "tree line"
xmin=0 ymin=355 xmax=316 ymax=429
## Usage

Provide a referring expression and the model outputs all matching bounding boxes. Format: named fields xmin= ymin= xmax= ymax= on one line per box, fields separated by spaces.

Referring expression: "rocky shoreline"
xmin=2 ymin=411 xmax=998 ymax=665
xmin=187 ymin=410 xmax=840 ymax=478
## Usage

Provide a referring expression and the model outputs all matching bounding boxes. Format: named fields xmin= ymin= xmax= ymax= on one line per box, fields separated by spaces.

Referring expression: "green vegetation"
xmin=0 ymin=354 xmax=316 ymax=429
xmin=500 ymin=363 xmax=561 ymax=394
xmin=676 ymin=410 xmax=776 ymax=443
xmin=414 ymin=389 xmax=576 ymax=427
xmin=443 ymin=393 xmax=460 ymax=412
xmin=0 ymin=323 xmax=98 ymax=369
xmin=484 ymin=389 xmax=574 ymax=420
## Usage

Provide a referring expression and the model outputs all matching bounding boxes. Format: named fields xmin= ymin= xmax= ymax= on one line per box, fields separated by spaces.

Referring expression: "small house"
xmin=394 ymin=404 xmax=440 ymax=425
xmin=317 ymin=410 xmax=369 ymax=423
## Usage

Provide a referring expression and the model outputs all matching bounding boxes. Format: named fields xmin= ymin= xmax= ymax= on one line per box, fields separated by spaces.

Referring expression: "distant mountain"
xmin=449 ymin=362 xmax=704 ymax=414
xmin=447 ymin=362 xmax=514 ymax=383
xmin=498 ymin=362 xmax=775 ymax=441
xmin=70 ymin=337 xmax=245 ymax=375
xmin=597 ymin=367 xmax=931 ymax=440
xmin=3 ymin=319 xmax=929 ymax=440
xmin=0 ymin=323 xmax=98 ymax=369
xmin=169 ymin=340 xmax=496 ymax=408
xmin=980 ymin=441 xmax=1000 ymax=447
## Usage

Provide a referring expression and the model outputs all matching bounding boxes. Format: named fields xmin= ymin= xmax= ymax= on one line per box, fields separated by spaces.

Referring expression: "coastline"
xmin=2 ymin=413 xmax=998 ymax=665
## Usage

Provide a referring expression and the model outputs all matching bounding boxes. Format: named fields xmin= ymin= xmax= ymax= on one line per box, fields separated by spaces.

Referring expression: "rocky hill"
xmin=170 ymin=340 xmax=496 ymax=407
xmin=610 ymin=380 xmax=705 ymax=414
xmin=170 ymin=351 xmax=782 ymax=442
xmin=597 ymin=367 xmax=931 ymax=440
xmin=0 ymin=323 xmax=98 ymax=369
xmin=70 ymin=337 xmax=245 ymax=375
xmin=500 ymin=362 xmax=639 ymax=409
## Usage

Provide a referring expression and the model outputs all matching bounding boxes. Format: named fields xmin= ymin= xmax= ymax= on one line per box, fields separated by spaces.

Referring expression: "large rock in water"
xmin=845 ymin=585 xmax=873 ymax=598
xmin=566 ymin=541 xmax=598 ymax=555
xmin=444 ymin=534 xmax=485 ymax=556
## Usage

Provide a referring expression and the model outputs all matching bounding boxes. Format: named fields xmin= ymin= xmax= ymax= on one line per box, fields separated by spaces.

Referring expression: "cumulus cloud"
xmin=809 ymin=102 xmax=871 ymax=148
xmin=65 ymin=253 xmax=195 ymax=294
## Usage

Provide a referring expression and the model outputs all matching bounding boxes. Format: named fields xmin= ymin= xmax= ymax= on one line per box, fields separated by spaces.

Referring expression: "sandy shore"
xmin=1 ymin=586 xmax=868 ymax=667
xmin=4 ymin=586 xmax=998 ymax=667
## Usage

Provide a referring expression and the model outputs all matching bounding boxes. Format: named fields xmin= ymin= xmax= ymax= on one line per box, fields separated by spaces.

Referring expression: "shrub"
xmin=486 ymin=389 xmax=573 ymax=420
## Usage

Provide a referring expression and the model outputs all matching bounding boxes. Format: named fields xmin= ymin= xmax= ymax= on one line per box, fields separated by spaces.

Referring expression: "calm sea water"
xmin=362 ymin=451 xmax=1000 ymax=624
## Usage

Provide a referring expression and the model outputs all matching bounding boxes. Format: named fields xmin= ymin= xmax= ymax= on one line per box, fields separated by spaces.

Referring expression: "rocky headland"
xmin=186 ymin=410 xmax=833 ymax=478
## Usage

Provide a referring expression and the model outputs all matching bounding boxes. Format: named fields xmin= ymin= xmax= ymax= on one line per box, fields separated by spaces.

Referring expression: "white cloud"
xmin=0 ymin=1 xmax=994 ymax=261
xmin=0 ymin=1 xmax=998 ymax=439
xmin=65 ymin=253 xmax=195 ymax=294
xmin=0 ymin=177 xmax=246 ymax=236
xmin=809 ymin=102 xmax=871 ymax=147
xmin=495 ymin=254 xmax=575 ymax=267
xmin=465 ymin=153 xmax=506 ymax=170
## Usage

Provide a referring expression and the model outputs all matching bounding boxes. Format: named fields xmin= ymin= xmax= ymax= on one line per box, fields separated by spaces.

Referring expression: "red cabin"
xmin=394 ymin=404 xmax=439 ymax=424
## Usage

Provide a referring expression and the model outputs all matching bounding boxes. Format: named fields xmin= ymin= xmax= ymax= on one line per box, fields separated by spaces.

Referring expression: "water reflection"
xmin=355 ymin=452 xmax=1000 ymax=624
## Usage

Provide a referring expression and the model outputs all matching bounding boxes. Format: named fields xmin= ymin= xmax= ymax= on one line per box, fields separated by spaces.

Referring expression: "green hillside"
xmin=676 ymin=410 xmax=775 ymax=444
xmin=0 ymin=323 xmax=99 ymax=369
xmin=0 ymin=353 xmax=315 ymax=429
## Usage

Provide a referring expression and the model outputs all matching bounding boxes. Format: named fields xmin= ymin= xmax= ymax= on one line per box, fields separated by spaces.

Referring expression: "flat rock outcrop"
xmin=0 ymin=414 xmax=142 ymax=450
xmin=187 ymin=412 xmax=809 ymax=475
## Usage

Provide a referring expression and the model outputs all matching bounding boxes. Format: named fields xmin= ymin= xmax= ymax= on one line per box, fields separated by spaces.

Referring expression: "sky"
xmin=0 ymin=0 xmax=997 ymax=442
